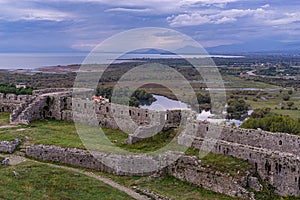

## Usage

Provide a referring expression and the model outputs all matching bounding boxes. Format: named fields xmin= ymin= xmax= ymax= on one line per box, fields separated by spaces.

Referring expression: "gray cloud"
xmin=105 ymin=8 xmax=152 ymax=13
xmin=1 ymin=0 xmax=300 ymax=52
xmin=167 ymin=8 xmax=268 ymax=27
xmin=0 ymin=0 xmax=72 ymax=21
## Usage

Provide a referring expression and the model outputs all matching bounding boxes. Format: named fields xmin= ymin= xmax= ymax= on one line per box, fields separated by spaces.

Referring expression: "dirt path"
xmin=0 ymin=125 xmax=17 ymax=129
xmin=0 ymin=153 xmax=148 ymax=200
xmin=40 ymin=162 xmax=149 ymax=200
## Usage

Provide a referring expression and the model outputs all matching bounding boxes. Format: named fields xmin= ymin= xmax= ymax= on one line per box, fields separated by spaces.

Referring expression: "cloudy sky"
xmin=1 ymin=0 xmax=300 ymax=53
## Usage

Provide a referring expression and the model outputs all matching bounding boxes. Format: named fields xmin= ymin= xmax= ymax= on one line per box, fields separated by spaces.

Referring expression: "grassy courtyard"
xmin=0 ymin=112 xmax=252 ymax=178
xmin=0 ymin=112 xmax=10 ymax=126
xmin=0 ymin=112 xmax=296 ymax=199
xmin=0 ymin=159 xmax=132 ymax=200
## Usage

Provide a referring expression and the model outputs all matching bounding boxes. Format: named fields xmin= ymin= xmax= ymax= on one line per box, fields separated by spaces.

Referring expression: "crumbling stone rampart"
xmin=179 ymin=120 xmax=300 ymax=196
xmin=0 ymin=93 xmax=31 ymax=113
xmin=26 ymin=144 xmax=255 ymax=199
xmin=2 ymin=89 xmax=300 ymax=197
xmin=0 ymin=139 xmax=22 ymax=153
xmin=168 ymin=155 xmax=255 ymax=199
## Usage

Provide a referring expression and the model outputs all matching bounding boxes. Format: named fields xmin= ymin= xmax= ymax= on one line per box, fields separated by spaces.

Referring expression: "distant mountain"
xmin=206 ymin=39 xmax=300 ymax=54
xmin=174 ymin=45 xmax=206 ymax=55
xmin=128 ymin=48 xmax=174 ymax=54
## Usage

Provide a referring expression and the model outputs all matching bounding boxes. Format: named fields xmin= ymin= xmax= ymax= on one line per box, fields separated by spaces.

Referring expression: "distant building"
xmin=16 ymin=83 xmax=27 ymax=89
xmin=92 ymin=95 xmax=109 ymax=103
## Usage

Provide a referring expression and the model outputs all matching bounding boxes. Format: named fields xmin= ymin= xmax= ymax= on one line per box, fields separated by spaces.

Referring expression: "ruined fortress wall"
xmin=178 ymin=135 xmax=300 ymax=196
xmin=26 ymin=97 xmax=48 ymax=122
xmin=26 ymin=145 xmax=117 ymax=174
xmin=0 ymin=139 xmax=22 ymax=153
xmin=179 ymin=119 xmax=300 ymax=196
xmin=44 ymin=94 xmax=71 ymax=120
xmin=32 ymin=88 xmax=72 ymax=96
xmin=0 ymin=103 xmax=17 ymax=112
xmin=61 ymin=97 xmax=182 ymax=130
xmin=0 ymin=93 xmax=31 ymax=104
xmin=26 ymin=144 xmax=254 ymax=199
xmin=188 ymin=121 xmax=300 ymax=157
xmin=5 ymin=90 xmax=300 ymax=197
xmin=168 ymin=155 xmax=254 ymax=199
xmin=26 ymin=144 xmax=175 ymax=176
xmin=0 ymin=93 xmax=31 ymax=112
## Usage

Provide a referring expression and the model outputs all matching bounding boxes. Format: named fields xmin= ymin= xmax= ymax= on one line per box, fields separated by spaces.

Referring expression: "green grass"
xmin=223 ymin=75 xmax=279 ymax=89
xmin=271 ymin=109 xmax=300 ymax=119
xmin=0 ymin=116 xmax=183 ymax=153
xmin=105 ymin=127 xmax=181 ymax=153
xmin=0 ymin=112 xmax=10 ymax=126
xmin=22 ymin=157 xmax=244 ymax=200
xmin=185 ymin=148 xmax=252 ymax=178
xmin=0 ymin=113 xmax=297 ymax=199
xmin=94 ymin=172 xmax=239 ymax=200
xmin=0 ymin=119 xmax=85 ymax=148
xmin=134 ymin=176 xmax=239 ymax=200
xmin=0 ymin=161 xmax=133 ymax=200
xmin=226 ymin=88 xmax=300 ymax=119
xmin=0 ymin=114 xmax=251 ymax=178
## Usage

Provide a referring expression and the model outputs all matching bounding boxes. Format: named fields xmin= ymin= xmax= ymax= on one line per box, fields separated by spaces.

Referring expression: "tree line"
xmin=95 ymin=86 xmax=156 ymax=107
xmin=0 ymin=84 xmax=33 ymax=95
xmin=241 ymin=115 xmax=300 ymax=135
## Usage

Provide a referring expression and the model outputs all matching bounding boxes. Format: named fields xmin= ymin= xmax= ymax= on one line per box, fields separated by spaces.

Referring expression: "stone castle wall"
xmin=26 ymin=145 xmax=117 ymax=174
xmin=179 ymin=120 xmax=300 ymax=196
xmin=168 ymin=155 xmax=255 ymax=199
xmin=46 ymin=95 xmax=183 ymax=134
xmin=188 ymin=121 xmax=300 ymax=156
xmin=32 ymin=88 xmax=72 ymax=96
xmin=26 ymin=144 xmax=255 ymax=199
xmin=0 ymin=139 xmax=22 ymax=153
xmin=0 ymin=93 xmax=31 ymax=112
xmin=1 ymin=89 xmax=300 ymax=197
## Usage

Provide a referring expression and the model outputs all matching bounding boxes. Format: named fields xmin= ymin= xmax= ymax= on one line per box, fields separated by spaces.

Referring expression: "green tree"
xmin=250 ymin=108 xmax=271 ymax=118
xmin=241 ymin=115 xmax=300 ymax=135
xmin=227 ymin=99 xmax=249 ymax=120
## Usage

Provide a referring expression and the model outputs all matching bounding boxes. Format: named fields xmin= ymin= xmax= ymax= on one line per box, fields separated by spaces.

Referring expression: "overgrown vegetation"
xmin=241 ymin=115 xmax=300 ymax=135
xmin=0 ymin=114 xmax=251 ymax=177
xmin=185 ymin=148 xmax=252 ymax=177
xmin=108 ymin=175 xmax=239 ymax=200
xmin=0 ymin=161 xmax=132 ymax=200
xmin=95 ymin=86 xmax=156 ymax=107
xmin=250 ymin=108 xmax=271 ymax=118
xmin=227 ymin=98 xmax=249 ymax=120
xmin=0 ymin=112 xmax=10 ymax=126
xmin=0 ymin=71 xmax=76 ymax=89
xmin=0 ymin=83 xmax=33 ymax=95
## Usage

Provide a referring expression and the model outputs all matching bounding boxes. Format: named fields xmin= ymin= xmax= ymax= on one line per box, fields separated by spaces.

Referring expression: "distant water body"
xmin=0 ymin=53 xmax=243 ymax=69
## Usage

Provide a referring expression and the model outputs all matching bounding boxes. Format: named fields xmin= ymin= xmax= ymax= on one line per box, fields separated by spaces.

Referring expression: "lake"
xmin=0 ymin=53 xmax=243 ymax=69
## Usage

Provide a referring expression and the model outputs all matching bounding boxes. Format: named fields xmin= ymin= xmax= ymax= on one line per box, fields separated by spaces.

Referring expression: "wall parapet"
xmin=178 ymin=134 xmax=300 ymax=196
xmin=185 ymin=120 xmax=300 ymax=157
